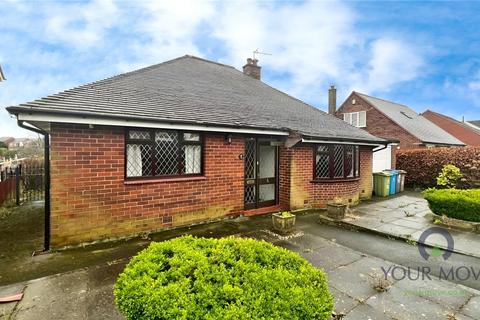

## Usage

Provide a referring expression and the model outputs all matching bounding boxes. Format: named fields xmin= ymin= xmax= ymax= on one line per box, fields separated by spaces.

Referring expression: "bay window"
xmin=314 ymin=144 xmax=360 ymax=180
xmin=125 ymin=129 xmax=203 ymax=179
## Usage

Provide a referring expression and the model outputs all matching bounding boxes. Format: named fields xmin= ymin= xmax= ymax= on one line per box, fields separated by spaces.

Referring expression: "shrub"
xmin=423 ymin=188 xmax=480 ymax=222
xmin=396 ymin=147 xmax=480 ymax=188
xmin=436 ymin=164 xmax=463 ymax=188
xmin=114 ymin=236 xmax=333 ymax=320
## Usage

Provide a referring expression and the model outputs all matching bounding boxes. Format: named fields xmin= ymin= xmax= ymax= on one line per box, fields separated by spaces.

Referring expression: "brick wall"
xmin=50 ymin=124 xmax=244 ymax=247
xmin=49 ymin=123 xmax=374 ymax=247
xmin=278 ymin=147 xmax=292 ymax=209
xmin=358 ymin=147 xmax=373 ymax=199
xmin=284 ymin=144 xmax=372 ymax=210
xmin=336 ymin=93 xmax=422 ymax=150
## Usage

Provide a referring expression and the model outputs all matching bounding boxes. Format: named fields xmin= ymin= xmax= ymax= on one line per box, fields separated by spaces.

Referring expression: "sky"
xmin=1 ymin=0 xmax=480 ymax=137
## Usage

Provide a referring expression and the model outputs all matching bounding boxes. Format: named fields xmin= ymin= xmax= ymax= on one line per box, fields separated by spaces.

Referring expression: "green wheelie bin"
xmin=373 ymin=172 xmax=392 ymax=197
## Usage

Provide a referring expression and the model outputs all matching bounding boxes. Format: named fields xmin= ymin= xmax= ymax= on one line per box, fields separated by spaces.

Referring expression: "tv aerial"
xmin=253 ymin=49 xmax=272 ymax=60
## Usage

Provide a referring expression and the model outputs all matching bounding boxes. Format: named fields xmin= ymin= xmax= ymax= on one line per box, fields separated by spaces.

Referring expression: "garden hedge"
xmin=423 ymin=188 xmax=480 ymax=222
xmin=114 ymin=236 xmax=333 ymax=320
xmin=396 ymin=147 xmax=480 ymax=187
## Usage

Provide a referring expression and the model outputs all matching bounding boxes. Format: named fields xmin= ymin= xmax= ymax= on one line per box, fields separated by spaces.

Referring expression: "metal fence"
xmin=0 ymin=163 xmax=44 ymax=206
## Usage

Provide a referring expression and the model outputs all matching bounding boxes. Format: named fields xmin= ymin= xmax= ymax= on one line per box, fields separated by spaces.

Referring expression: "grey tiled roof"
xmin=7 ymin=55 xmax=384 ymax=143
xmin=356 ymin=93 xmax=464 ymax=146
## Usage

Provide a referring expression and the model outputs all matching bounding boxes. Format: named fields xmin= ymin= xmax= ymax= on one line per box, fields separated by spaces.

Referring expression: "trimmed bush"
xmin=114 ymin=236 xmax=333 ymax=320
xmin=396 ymin=147 xmax=480 ymax=188
xmin=423 ymin=188 xmax=480 ymax=222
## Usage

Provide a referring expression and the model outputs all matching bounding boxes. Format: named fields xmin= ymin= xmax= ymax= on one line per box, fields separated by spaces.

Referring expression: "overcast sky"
xmin=1 ymin=0 xmax=480 ymax=137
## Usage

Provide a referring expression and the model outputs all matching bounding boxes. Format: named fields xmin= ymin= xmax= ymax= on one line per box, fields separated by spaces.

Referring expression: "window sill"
xmin=310 ymin=178 xmax=360 ymax=183
xmin=124 ymin=176 xmax=207 ymax=185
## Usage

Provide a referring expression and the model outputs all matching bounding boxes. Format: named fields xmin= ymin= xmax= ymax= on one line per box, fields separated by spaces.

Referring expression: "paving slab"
xmin=12 ymin=270 xmax=89 ymax=320
xmin=390 ymin=217 xmax=430 ymax=229
xmin=329 ymin=286 xmax=359 ymax=315
xmin=460 ymin=295 xmax=480 ymax=319
xmin=343 ymin=303 xmax=395 ymax=320
xmin=344 ymin=194 xmax=480 ymax=259
xmin=297 ymin=242 xmax=364 ymax=272
xmin=365 ymin=286 xmax=454 ymax=319
xmin=0 ymin=283 xmax=25 ymax=318
xmin=373 ymin=223 xmax=420 ymax=237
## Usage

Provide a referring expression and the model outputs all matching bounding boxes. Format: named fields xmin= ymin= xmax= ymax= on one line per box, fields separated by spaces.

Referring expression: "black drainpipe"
xmin=18 ymin=120 xmax=50 ymax=251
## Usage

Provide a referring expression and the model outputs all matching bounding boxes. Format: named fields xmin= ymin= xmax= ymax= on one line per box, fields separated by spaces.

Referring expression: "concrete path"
xmin=341 ymin=193 xmax=480 ymax=259
xmin=2 ymin=227 xmax=479 ymax=319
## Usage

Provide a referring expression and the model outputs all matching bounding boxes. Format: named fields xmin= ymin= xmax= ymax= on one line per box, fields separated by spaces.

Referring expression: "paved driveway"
xmin=343 ymin=192 xmax=480 ymax=259
xmin=2 ymin=214 xmax=479 ymax=319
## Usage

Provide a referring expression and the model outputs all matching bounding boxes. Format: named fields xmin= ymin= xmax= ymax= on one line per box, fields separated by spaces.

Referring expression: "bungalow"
xmin=335 ymin=92 xmax=464 ymax=171
xmin=7 ymin=55 xmax=385 ymax=248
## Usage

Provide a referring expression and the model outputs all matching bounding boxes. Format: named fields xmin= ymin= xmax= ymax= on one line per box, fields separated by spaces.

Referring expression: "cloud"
xmin=44 ymin=0 xmax=119 ymax=50
xmin=0 ymin=0 xmax=429 ymax=136
xmin=355 ymin=38 xmax=425 ymax=93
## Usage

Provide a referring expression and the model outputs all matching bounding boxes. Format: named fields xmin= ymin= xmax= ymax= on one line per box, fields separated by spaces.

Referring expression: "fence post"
xmin=15 ymin=165 xmax=21 ymax=206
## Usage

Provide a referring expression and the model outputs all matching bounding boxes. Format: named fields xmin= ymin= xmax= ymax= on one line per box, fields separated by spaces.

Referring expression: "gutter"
xmin=7 ymin=108 xmax=290 ymax=136
xmin=300 ymin=138 xmax=385 ymax=147
xmin=18 ymin=120 xmax=50 ymax=252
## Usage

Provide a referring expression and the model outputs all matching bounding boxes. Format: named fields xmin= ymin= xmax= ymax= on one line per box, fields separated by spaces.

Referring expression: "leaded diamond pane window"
xmin=314 ymin=144 xmax=360 ymax=180
xmin=333 ymin=145 xmax=344 ymax=178
xmin=315 ymin=154 xmax=329 ymax=178
xmin=155 ymin=131 xmax=179 ymax=176
xmin=345 ymin=145 xmax=354 ymax=178
xmin=129 ymin=130 xmax=150 ymax=140
xmin=125 ymin=129 xmax=203 ymax=179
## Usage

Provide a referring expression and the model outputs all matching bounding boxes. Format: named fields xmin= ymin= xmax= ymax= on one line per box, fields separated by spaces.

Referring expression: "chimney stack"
xmin=243 ymin=58 xmax=261 ymax=80
xmin=328 ymin=85 xmax=337 ymax=114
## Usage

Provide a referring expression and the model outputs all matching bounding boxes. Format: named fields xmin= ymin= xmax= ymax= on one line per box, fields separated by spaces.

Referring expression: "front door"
xmin=244 ymin=138 xmax=278 ymax=209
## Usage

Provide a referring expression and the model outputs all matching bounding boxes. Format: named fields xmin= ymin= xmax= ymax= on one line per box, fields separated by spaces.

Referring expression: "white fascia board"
xmin=301 ymin=138 xmax=383 ymax=147
xmin=17 ymin=113 xmax=289 ymax=136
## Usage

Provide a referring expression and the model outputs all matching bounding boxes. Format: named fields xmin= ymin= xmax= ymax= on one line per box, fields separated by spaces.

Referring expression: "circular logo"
xmin=417 ymin=227 xmax=454 ymax=261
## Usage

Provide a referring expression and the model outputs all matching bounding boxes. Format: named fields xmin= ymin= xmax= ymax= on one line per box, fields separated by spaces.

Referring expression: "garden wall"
xmin=396 ymin=147 xmax=480 ymax=187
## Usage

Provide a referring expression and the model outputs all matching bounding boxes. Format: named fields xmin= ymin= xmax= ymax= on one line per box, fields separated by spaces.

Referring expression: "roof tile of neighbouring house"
xmin=6 ymin=55 xmax=384 ymax=143
xmin=422 ymin=110 xmax=480 ymax=134
xmin=356 ymin=92 xmax=464 ymax=146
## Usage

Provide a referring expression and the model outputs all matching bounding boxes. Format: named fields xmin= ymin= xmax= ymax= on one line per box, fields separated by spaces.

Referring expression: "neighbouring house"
xmin=0 ymin=136 xmax=14 ymax=147
xmin=335 ymin=92 xmax=464 ymax=171
xmin=421 ymin=110 xmax=480 ymax=146
xmin=7 ymin=55 xmax=385 ymax=248
xmin=7 ymin=137 xmax=37 ymax=149
xmin=467 ymin=120 xmax=480 ymax=131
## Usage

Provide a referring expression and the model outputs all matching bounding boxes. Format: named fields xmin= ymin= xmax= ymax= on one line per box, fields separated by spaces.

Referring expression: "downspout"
xmin=18 ymin=120 xmax=50 ymax=252
xmin=372 ymin=144 xmax=388 ymax=153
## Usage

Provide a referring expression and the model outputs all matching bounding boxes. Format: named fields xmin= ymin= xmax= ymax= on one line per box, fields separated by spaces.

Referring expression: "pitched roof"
xmin=467 ymin=120 xmax=480 ymax=129
xmin=422 ymin=110 xmax=480 ymax=134
xmin=7 ymin=55 xmax=383 ymax=143
xmin=356 ymin=92 xmax=464 ymax=146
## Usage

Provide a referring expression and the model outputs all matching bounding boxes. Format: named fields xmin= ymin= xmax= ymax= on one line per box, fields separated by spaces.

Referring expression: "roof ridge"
xmin=355 ymin=91 xmax=413 ymax=111
xmin=354 ymin=92 xmax=464 ymax=145
xmin=184 ymin=55 xmax=236 ymax=69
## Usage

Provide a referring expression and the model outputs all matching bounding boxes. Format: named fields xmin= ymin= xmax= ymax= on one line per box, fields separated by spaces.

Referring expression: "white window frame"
xmin=343 ymin=111 xmax=366 ymax=128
